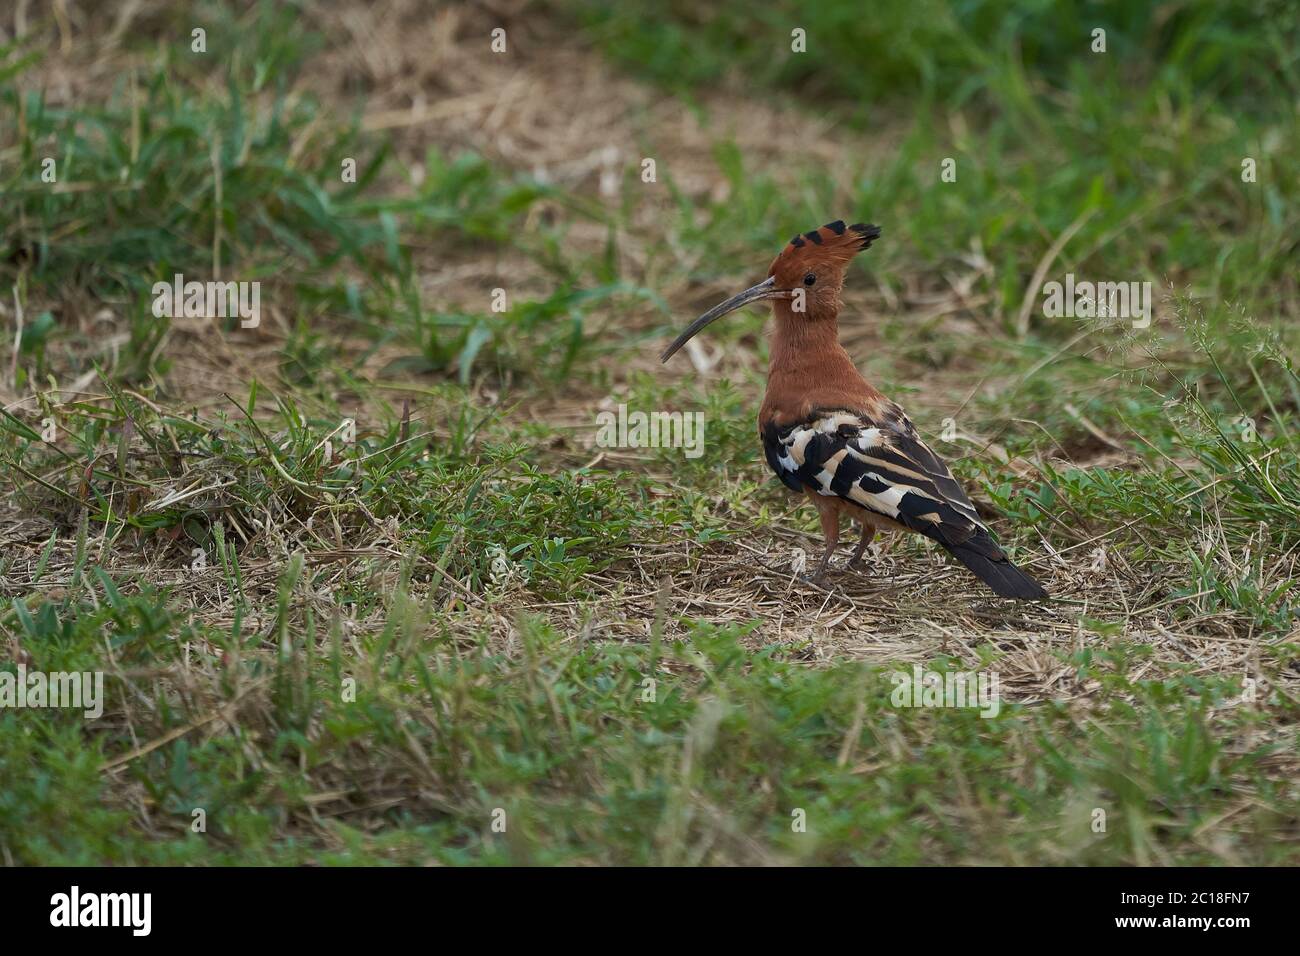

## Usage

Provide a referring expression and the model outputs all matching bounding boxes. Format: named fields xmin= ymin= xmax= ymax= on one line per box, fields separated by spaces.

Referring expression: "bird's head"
xmin=660 ymin=220 xmax=880 ymax=363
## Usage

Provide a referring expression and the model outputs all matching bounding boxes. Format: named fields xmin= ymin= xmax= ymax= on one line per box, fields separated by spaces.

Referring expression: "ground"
xmin=0 ymin=0 xmax=1297 ymax=865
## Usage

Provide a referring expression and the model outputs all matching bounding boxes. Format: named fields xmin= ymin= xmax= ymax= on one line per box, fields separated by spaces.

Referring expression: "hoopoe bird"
xmin=661 ymin=220 xmax=1048 ymax=599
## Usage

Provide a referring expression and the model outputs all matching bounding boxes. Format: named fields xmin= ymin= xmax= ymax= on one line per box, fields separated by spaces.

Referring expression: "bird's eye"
xmin=803 ymin=273 xmax=817 ymax=286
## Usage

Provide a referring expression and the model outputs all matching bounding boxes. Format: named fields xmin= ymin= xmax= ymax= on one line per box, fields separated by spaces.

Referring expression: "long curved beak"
xmin=660 ymin=276 xmax=785 ymax=363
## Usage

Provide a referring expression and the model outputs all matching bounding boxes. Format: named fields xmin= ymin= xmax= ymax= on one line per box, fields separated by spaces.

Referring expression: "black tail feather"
xmin=945 ymin=541 xmax=1048 ymax=600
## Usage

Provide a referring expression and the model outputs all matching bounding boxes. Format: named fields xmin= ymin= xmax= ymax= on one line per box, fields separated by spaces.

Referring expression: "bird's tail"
xmin=944 ymin=536 xmax=1049 ymax=600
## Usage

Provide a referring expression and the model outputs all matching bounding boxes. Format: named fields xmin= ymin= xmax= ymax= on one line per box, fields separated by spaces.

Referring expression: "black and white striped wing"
xmin=761 ymin=405 xmax=1048 ymax=598
xmin=763 ymin=406 xmax=986 ymax=546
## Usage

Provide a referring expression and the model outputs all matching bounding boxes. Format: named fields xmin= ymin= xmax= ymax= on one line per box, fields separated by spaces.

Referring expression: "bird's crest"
xmin=771 ymin=220 xmax=881 ymax=274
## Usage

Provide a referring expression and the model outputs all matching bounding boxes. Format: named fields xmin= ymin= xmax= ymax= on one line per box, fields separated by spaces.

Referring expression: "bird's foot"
xmin=844 ymin=526 xmax=876 ymax=573
xmin=796 ymin=571 xmax=835 ymax=592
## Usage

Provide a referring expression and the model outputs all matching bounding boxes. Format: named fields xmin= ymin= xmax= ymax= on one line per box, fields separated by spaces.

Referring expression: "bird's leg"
xmin=811 ymin=502 xmax=840 ymax=583
xmin=846 ymin=522 xmax=876 ymax=570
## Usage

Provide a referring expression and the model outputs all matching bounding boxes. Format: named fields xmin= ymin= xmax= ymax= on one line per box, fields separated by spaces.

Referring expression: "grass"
xmin=5 ymin=582 xmax=1296 ymax=865
xmin=0 ymin=0 xmax=1297 ymax=865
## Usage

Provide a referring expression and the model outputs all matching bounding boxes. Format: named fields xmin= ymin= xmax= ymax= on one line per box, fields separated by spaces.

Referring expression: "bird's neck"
xmin=762 ymin=302 xmax=883 ymax=424
xmin=769 ymin=303 xmax=843 ymax=368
